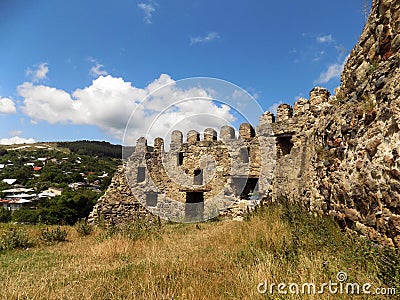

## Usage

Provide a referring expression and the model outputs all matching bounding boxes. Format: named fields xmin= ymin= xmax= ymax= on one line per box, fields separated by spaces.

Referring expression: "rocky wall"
xmin=89 ymin=0 xmax=400 ymax=247
xmin=310 ymin=0 xmax=400 ymax=246
xmin=88 ymin=166 xmax=156 ymax=226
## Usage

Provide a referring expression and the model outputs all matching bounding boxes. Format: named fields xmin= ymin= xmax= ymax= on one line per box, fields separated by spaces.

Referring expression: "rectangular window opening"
xmin=185 ymin=192 xmax=204 ymax=222
xmin=239 ymin=147 xmax=250 ymax=163
xmin=137 ymin=167 xmax=146 ymax=183
xmin=146 ymin=193 xmax=158 ymax=207
xmin=277 ymin=135 xmax=293 ymax=158
xmin=178 ymin=152 xmax=184 ymax=166
xmin=193 ymin=169 xmax=203 ymax=185
xmin=232 ymin=177 xmax=259 ymax=200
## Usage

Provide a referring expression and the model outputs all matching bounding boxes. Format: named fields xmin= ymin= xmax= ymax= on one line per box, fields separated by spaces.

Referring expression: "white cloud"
xmin=314 ymin=63 xmax=342 ymax=84
xmin=314 ymin=56 xmax=348 ymax=84
xmin=317 ymin=34 xmax=334 ymax=43
xmin=26 ymin=63 xmax=49 ymax=82
xmin=18 ymin=82 xmax=78 ymax=124
xmin=267 ymin=101 xmax=283 ymax=115
xmin=232 ymin=89 xmax=247 ymax=101
xmin=18 ymin=74 xmax=236 ymax=144
xmin=0 ymin=97 xmax=16 ymax=114
xmin=9 ymin=130 xmax=23 ymax=136
xmin=138 ymin=2 xmax=156 ymax=24
xmin=231 ymin=88 xmax=259 ymax=109
xmin=90 ymin=63 xmax=108 ymax=77
xmin=88 ymin=58 xmax=108 ymax=77
xmin=0 ymin=136 xmax=36 ymax=145
xmin=190 ymin=32 xmax=220 ymax=45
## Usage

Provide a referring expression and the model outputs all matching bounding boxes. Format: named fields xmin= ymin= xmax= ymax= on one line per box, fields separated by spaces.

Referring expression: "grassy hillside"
xmin=0 ymin=203 xmax=398 ymax=299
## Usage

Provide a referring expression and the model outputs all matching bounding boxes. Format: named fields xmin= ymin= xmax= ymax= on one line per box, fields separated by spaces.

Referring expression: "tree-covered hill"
xmin=57 ymin=140 xmax=123 ymax=158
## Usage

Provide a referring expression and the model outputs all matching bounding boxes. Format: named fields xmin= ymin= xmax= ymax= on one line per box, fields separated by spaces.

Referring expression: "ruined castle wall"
xmin=251 ymin=0 xmax=400 ymax=247
xmin=88 ymin=166 xmax=155 ymax=225
xmin=91 ymin=123 xmax=265 ymax=224
xmin=307 ymin=0 xmax=400 ymax=246
xmin=257 ymin=88 xmax=331 ymax=210
xmin=90 ymin=0 xmax=400 ymax=247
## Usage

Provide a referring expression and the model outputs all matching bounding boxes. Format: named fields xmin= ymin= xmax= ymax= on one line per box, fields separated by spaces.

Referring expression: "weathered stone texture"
xmin=276 ymin=104 xmax=293 ymax=122
xmin=92 ymin=128 xmax=266 ymax=223
xmin=204 ymin=128 xmax=217 ymax=141
xmin=170 ymin=130 xmax=183 ymax=151
xmin=90 ymin=0 xmax=400 ymax=246
xmin=88 ymin=166 xmax=155 ymax=225
xmin=220 ymin=125 xmax=236 ymax=141
xmin=311 ymin=0 xmax=400 ymax=245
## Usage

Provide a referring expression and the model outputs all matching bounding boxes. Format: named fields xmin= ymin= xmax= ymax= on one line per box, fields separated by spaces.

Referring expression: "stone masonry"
xmin=89 ymin=0 xmax=400 ymax=246
xmin=89 ymin=123 xmax=273 ymax=223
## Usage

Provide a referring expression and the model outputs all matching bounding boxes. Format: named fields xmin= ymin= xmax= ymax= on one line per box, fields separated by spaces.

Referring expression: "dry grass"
xmin=0 ymin=205 xmax=397 ymax=299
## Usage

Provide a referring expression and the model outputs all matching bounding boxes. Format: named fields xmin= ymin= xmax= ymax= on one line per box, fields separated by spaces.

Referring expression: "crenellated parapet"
xmin=187 ymin=130 xmax=200 ymax=144
xmin=220 ymin=125 xmax=236 ymax=141
xmin=131 ymin=122 xmax=263 ymax=156
xmin=239 ymin=123 xmax=255 ymax=140
xmin=133 ymin=123 xmax=262 ymax=149
xmin=293 ymin=98 xmax=309 ymax=116
xmin=204 ymin=128 xmax=217 ymax=141
xmin=276 ymin=104 xmax=293 ymax=122
xmin=254 ymin=86 xmax=331 ymax=127
xmin=309 ymin=86 xmax=330 ymax=107
xmin=170 ymin=130 xmax=183 ymax=151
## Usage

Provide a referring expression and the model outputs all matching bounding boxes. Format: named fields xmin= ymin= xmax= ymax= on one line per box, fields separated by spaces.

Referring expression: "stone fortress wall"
xmin=90 ymin=121 xmax=270 ymax=223
xmin=125 ymin=124 xmax=264 ymax=222
xmin=89 ymin=0 xmax=400 ymax=246
xmin=88 ymin=86 xmax=333 ymax=224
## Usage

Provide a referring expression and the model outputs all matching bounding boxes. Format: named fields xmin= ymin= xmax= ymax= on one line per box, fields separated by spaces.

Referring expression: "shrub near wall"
xmin=0 ymin=208 xmax=11 ymax=223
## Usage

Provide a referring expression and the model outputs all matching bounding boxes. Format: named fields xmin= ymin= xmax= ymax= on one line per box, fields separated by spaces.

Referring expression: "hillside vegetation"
xmin=57 ymin=141 xmax=123 ymax=158
xmin=0 ymin=202 xmax=398 ymax=299
xmin=0 ymin=141 xmax=121 ymax=225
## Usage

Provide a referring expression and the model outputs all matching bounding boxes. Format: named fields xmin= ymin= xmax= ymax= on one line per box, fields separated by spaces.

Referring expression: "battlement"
xmin=204 ymin=128 xmax=217 ymax=141
xmin=93 ymin=0 xmax=400 ymax=247
xmin=134 ymin=86 xmax=332 ymax=155
xmin=276 ymin=104 xmax=293 ymax=122
xmin=256 ymin=86 xmax=331 ymax=126
xmin=309 ymin=86 xmax=330 ymax=106
xmin=293 ymin=98 xmax=309 ymax=116
xmin=134 ymin=123 xmax=261 ymax=153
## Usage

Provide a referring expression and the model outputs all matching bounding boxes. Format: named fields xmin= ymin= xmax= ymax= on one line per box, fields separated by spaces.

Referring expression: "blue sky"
xmin=0 ymin=0 xmax=369 ymax=145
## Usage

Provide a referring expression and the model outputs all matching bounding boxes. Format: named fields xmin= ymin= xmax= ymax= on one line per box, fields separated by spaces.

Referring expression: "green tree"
xmin=12 ymin=209 xmax=39 ymax=224
xmin=0 ymin=149 xmax=8 ymax=156
xmin=0 ymin=208 xmax=11 ymax=223
xmin=13 ymin=166 xmax=33 ymax=185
